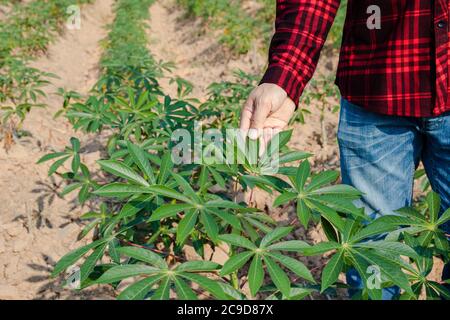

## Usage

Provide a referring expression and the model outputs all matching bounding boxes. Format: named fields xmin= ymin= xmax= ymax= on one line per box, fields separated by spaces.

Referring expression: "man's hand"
xmin=240 ymin=83 xmax=295 ymax=146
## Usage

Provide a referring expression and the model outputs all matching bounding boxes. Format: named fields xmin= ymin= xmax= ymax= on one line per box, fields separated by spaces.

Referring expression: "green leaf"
xmin=78 ymin=184 xmax=90 ymax=204
xmin=48 ymin=155 xmax=70 ymax=175
xmin=72 ymin=153 xmax=80 ymax=173
xmin=435 ymin=233 xmax=450 ymax=253
xmin=218 ymin=234 xmax=257 ymax=250
xmin=61 ymin=182 xmax=82 ymax=196
xmin=396 ymin=207 xmax=427 ymax=222
xmin=321 ymin=216 xmax=339 ymax=242
xmin=428 ymin=282 xmax=450 ymax=300
xmin=217 ymin=282 xmax=244 ymax=300
xmin=174 ymin=277 xmax=197 ymax=300
xmin=175 ymin=260 xmax=220 ymax=272
xmin=305 ymin=198 xmax=344 ymax=231
xmin=303 ymin=242 xmax=340 ymax=256
xmin=342 ymin=217 xmax=362 ymax=242
xmin=320 ymin=250 xmax=344 ymax=292
xmin=200 ymin=212 xmax=219 ymax=242
xmin=52 ymin=238 xmax=109 ymax=277
xmin=264 ymin=256 xmax=291 ymax=298
xmin=268 ymin=252 xmax=315 ymax=283
xmin=117 ymin=196 xmax=151 ymax=219
xmin=305 ymin=171 xmax=339 ymax=191
xmin=176 ymin=210 xmax=199 ymax=244
xmin=295 ymin=160 xmax=310 ymax=190
xmin=347 ymin=252 xmax=383 ymax=300
xmin=350 ymin=216 xmax=412 ymax=243
xmin=70 ymin=137 xmax=80 ymax=152
xmin=158 ymin=153 xmax=173 ymax=184
xmin=278 ymin=151 xmax=311 ymax=164
xmin=108 ymin=239 xmax=121 ymax=264
xmin=267 ymin=240 xmax=311 ymax=252
xmin=151 ymin=276 xmax=171 ymax=300
xmin=437 ymin=208 xmax=450 ymax=225
xmin=172 ymin=172 xmax=200 ymax=202
xmin=354 ymin=241 xmax=418 ymax=259
xmin=427 ymin=191 xmax=441 ymax=223
xmin=98 ymin=160 xmax=149 ymax=186
xmin=310 ymin=195 xmax=365 ymax=218
xmin=117 ymin=246 xmax=167 ymax=269
xmin=310 ymin=185 xmax=361 ymax=197
xmin=93 ymin=183 xmax=151 ymax=198
xmin=117 ymin=275 xmax=164 ymax=300
xmin=286 ymin=287 xmax=314 ymax=300
xmin=127 ymin=142 xmax=155 ymax=183
xmin=96 ymin=264 xmax=160 ymax=284
xmin=205 ymin=199 xmax=243 ymax=209
xmin=78 ymin=219 xmax=100 ymax=240
xmin=36 ymin=152 xmax=66 ymax=164
xmin=149 ymin=203 xmax=193 ymax=221
xmin=80 ymin=243 xmax=107 ymax=283
xmin=297 ymin=200 xmax=311 ymax=228
xmin=248 ymin=255 xmax=264 ymax=297
xmin=260 ymin=227 xmax=293 ymax=247
xmin=209 ymin=167 xmax=226 ymax=188
xmin=220 ymin=251 xmax=254 ymax=276
xmin=180 ymin=273 xmax=227 ymax=299
xmin=208 ymin=209 xmax=242 ymax=230
xmin=147 ymin=185 xmax=192 ymax=203
xmin=273 ymin=192 xmax=297 ymax=208
xmin=355 ymin=249 xmax=413 ymax=296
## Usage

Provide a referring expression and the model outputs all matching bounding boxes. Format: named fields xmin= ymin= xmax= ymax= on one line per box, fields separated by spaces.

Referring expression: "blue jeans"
xmin=337 ymin=98 xmax=450 ymax=299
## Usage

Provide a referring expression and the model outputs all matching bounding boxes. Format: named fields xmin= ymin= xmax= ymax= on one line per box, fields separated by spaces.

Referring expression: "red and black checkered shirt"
xmin=261 ymin=0 xmax=450 ymax=117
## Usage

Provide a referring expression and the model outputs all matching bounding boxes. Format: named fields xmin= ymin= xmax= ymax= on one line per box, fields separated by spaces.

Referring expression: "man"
xmin=240 ymin=0 xmax=450 ymax=299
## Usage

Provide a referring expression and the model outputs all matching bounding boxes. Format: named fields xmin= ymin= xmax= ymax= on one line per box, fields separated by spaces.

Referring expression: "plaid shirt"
xmin=261 ymin=0 xmax=450 ymax=117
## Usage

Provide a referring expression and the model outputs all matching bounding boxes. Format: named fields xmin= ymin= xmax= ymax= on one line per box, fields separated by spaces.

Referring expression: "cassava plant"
xmin=39 ymin=0 xmax=449 ymax=301
xmin=0 ymin=0 xmax=92 ymax=148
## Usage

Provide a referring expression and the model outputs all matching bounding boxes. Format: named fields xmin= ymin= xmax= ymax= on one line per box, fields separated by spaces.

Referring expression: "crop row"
xmin=38 ymin=0 xmax=449 ymax=300
xmin=0 ymin=0 xmax=92 ymax=149
xmin=176 ymin=0 xmax=348 ymax=54
xmin=176 ymin=0 xmax=258 ymax=54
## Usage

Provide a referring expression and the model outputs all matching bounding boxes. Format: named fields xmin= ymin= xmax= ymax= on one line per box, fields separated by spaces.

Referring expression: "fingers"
xmin=258 ymin=98 xmax=295 ymax=156
xmin=240 ymin=84 xmax=293 ymax=153
xmin=248 ymin=96 xmax=271 ymax=140
xmin=264 ymin=97 xmax=296 ymax=130
xmin=239 ymin=95 xmax=254 ymax=133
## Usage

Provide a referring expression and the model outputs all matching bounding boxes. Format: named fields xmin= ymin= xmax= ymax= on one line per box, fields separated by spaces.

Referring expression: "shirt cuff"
xmin=259 ymin=64 xmax=306 ymax=107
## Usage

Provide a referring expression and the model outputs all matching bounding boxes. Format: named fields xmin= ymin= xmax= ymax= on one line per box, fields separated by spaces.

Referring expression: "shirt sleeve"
xmin=260 ymin=0 xmax=341 ymax=106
